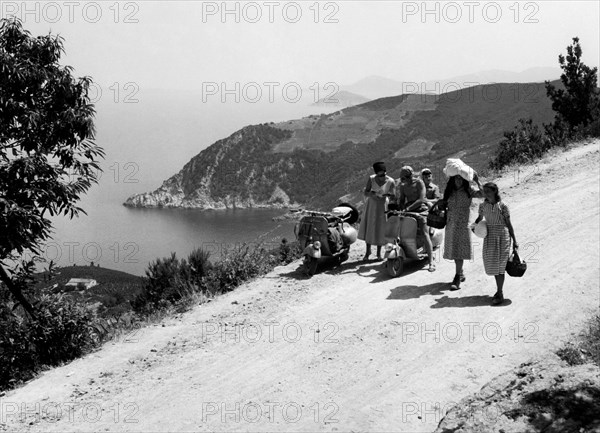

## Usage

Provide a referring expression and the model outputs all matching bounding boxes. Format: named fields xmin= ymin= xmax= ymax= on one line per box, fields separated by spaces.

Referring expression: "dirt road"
xmin=2 ymin=141 xmax=599 ymax=433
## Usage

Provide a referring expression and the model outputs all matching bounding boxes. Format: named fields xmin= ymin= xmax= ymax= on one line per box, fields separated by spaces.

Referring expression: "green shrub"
xmin=581 ymin=314 xmax=600 ymax=367
xmin=90 ymin=311 xmax=140 ymax=343
xmin=0 ymin=303 xmax=36 ymax=388
xmin=132 ymin=253 xmax=196 ymax=314
xmin=277 ymin=238 xmax=302 ymax=265
xmin=188 ymin=247 xmax=212 ymax=285
xmin=543 ymin=118 xmax=572 ymax=148
xmin=580 ymin=117 xmax=600 ymax=138
xmin=0 ymin=291 xmax=99 ymax=390
xmin=557 ymin=314 xmax=600 ymax=367
xmin=28 ymin=294 xmax=98 ymax=364
xmin=204 ymin=243 xmax=276 ymax=294
xmin=489 ymin=119 xmax=551 ymax=170
xmin=132 ymin=248 xmax=214 ymax=315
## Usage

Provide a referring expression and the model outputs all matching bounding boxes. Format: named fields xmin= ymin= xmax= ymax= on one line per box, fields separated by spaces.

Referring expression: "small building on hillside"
xmin=65 ymin=278 xmax=97 ymax=290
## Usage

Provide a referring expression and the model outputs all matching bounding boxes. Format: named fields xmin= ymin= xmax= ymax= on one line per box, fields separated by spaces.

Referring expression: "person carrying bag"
xmin=472 ymin=182 xmax=519 ymax=305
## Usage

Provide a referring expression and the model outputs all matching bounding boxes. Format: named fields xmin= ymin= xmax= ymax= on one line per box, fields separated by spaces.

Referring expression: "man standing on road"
xmin=421 ymin=168 xmax=441 ymax=209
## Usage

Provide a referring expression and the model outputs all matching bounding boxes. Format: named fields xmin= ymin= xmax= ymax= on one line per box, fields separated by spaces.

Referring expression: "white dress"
xmin=358 ymin=175 xmax=394 ymax=246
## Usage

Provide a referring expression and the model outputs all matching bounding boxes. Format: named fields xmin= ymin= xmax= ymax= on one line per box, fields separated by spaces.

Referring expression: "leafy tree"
xmin=545 ymin=37 xmax=600 ymax=130
xmin=0 ymin=18 xmax=104 ymax=317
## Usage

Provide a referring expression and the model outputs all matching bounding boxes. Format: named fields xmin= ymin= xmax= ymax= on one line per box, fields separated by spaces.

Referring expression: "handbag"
xmin=427 ymin=201 xmax=446 ymax=229
xmin=506 ymin=250 xmax=527 ymax=277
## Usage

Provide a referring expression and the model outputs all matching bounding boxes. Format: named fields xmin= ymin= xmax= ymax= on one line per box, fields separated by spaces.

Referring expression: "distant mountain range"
xmin=339 ymin=67 xmax=560 ymax=99
xmin=311 ymin=91 xmax=370 ymax=109
xmin=124 ymin=81 xmax=558 ymax=211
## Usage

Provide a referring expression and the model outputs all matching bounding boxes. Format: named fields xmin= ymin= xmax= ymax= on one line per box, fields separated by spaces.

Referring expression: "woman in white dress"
xmin=358 ymin=162 xmax=396 ymax=261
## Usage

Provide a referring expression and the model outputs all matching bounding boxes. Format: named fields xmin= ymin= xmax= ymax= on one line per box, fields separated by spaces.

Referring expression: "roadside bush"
xmin=543 ymin=117 xmax=572 ymax=148
xmin=204 ymin=243 xmax=276 ymax=294
xmin=490 ymin=115 xmax=598 ymax=170
xmin=579 ymin=314 xmax=600 ymax=367
xmin=277 ymin=238 xmax=303 ymax=265
xmin=90 ymin=310 xmax=141 ymax=343
xmin=0 ymin=291 xmax=99 ymax=390
xmin=489 ymin=119 xmax=551 ymax=170
xmin=28 ymin=294 xmax=98 ymax=364
xmin=188 ymin=247 xmax=212 ymax=285
xmin=132 ymin=253 xmax=196 ymax=314
xmin=0 ymin=302 xmax=36 ymax=388
xmin=557 ymin=314 xmax=600 ymax=367
xmin=581 ymin=117 xmax=600 ymax=138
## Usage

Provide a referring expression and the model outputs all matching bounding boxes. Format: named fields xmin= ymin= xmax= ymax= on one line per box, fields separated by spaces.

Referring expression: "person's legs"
xmin=492 ymin=274 xmax=505 ymax=304
xmin=455 ymin=259 xmax=464 ymax=276
xmin=451 ymin=259 xmax=464 ymax=290
xmin=495 ymin=274 xmax=505 ymax=292
xmin=376 ymin=245 xmax=383 ymax=260
xmin=363 ymin=244 xmax=372 ymax=260
xmin=423 ymin=223 xmax=434 ymax=270
xmin=455 ymin=258 xmax=466 ymax=281
xmin=416 ymin=216 xmax=435 ymax=271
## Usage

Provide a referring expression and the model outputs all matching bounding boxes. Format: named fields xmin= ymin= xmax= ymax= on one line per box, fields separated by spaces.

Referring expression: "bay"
xmin=41 ymin=88 xmax=323 ymax=276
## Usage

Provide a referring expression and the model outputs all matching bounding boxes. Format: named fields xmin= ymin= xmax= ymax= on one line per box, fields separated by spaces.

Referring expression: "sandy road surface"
xmin=2 ymin=141 xmax=599 ymax=433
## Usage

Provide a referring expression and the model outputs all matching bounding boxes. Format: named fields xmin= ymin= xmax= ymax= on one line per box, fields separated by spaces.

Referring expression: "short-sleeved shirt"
xmin=397 ymin=177 xmax=428 ymax=212
xmin=425 ymin=183 xmax=441 ymax=201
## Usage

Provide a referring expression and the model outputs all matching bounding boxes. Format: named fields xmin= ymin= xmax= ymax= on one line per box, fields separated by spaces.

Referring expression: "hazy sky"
xmin=3 ymin=1 xmax=599 ymax=90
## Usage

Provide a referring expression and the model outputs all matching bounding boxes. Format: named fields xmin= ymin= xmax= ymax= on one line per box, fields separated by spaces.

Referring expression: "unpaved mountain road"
xmin=2 ymin=141 xmax=599 ymax=433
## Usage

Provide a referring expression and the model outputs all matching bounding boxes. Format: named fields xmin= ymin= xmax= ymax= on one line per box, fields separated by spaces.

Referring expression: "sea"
xmin=41 ymin=88 xmax=327 ymax=276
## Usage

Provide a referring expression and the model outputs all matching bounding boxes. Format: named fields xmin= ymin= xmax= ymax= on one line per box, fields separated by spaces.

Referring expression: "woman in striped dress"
xmin=440 ymin=174 xmax=483 ymax=290
xmin=473 ymin=183 xmax=518 ymax=305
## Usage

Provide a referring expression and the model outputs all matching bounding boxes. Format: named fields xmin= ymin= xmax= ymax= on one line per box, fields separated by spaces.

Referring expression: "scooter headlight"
xmin=385 ymin=243 xmax=394 ymax=252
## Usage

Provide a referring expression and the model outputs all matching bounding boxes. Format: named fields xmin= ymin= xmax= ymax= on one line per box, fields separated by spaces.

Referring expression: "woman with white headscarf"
xmin=441 ymin=173 xmax=484 ymax=290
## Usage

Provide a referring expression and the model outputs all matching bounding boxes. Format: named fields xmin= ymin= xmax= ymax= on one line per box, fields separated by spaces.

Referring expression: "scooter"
xmin=295 ymin=203 xmax=359 ymax=276
xmin=383 ymin=205 xmax=443 ymax=277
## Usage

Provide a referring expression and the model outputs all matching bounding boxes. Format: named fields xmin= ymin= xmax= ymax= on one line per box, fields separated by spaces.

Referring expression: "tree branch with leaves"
xmin=0 ymin=18 xmax=104 ymax=318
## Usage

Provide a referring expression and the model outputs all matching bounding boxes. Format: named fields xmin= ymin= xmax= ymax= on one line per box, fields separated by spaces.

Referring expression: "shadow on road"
xmin=323 ymin=259 xmax=378 ymax=276
xmin=367 ymin=258 xmax=431 ymax=284
xmin=387 ymin=282 xmax=449 ymax=300
xmin=278 ymin=265 xmax=310 ymax=280
xmin=430 ymin=295 xmax=513 ymax=308
xmin=278 ymin=257 xmax=368 ymax=280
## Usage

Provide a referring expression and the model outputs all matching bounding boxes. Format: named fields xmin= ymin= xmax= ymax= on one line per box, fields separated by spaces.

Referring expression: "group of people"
xmin=358 ymin=161 xmax=518 ymax=305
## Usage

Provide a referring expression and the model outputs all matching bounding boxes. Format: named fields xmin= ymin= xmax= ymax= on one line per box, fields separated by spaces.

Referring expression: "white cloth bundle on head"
xmin=443 ymin=158 xmax=475 ymax=181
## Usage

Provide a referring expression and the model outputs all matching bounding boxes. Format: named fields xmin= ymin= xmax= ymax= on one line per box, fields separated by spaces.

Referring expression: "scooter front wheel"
xmin=386 ymin=257 xmax=404 ymax=277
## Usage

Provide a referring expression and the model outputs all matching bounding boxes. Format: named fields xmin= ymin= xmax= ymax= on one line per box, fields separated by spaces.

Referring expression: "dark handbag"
xmin=427 ymin=201 xmax=446 ymax=229
xmin=506 ymin=251 xmax=527 ymax=277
